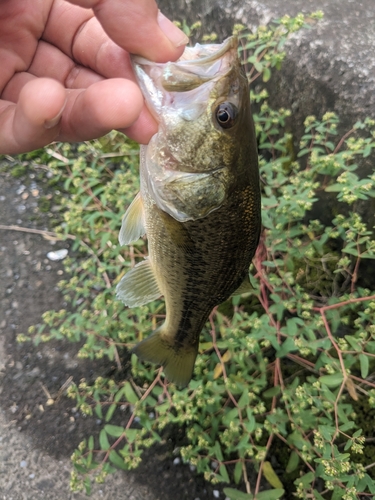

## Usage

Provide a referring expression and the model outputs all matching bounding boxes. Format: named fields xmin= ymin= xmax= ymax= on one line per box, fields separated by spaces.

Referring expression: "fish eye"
xmin=215 ymin=102 xmax=238 ymax=129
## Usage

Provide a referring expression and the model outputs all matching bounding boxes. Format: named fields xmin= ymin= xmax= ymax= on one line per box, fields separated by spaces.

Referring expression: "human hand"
xmin=0 ymin=0 xmax=188 ymax=155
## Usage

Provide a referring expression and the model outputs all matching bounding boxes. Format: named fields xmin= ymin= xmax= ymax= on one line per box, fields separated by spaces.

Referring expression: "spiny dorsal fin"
xmin=119 ymin=192 xmax=145 ymax=246
xmin=116 ymin=259 xmax=162 ymax=307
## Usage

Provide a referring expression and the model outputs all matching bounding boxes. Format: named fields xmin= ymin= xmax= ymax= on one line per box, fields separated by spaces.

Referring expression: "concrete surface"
xmin=0 ymin=409 xmax=148 ymax=500
xmin=159 ymin=0 xmax=375 ymax=168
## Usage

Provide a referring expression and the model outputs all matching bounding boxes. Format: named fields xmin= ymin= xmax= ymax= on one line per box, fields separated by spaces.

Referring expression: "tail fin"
xmin=132 ymin=327 xmax=197 ymax=388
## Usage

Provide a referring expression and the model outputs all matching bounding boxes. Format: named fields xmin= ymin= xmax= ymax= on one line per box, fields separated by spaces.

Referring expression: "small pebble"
xmin=17 ymin=204 xmax=26 ymax=214
xmin=20 ymin=460 xmax=27 ymax=468
xmin=213 ymin=491 xmax=220 ymax=498
xmin=47 ymin=249 xmax=68 ymax=261
xmin=29 ymin=474 xmax=35 ymax=479
xmin=173 ymin=457 xmax=181 ymax=465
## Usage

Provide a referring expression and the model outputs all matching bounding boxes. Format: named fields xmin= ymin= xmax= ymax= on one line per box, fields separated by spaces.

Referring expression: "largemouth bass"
xmin=117 ymin=36 xmax=260 ymax=387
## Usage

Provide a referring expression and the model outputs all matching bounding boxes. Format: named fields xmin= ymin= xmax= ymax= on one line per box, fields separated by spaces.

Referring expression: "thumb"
xmin=67 ymin=0 xmax=188 ymax=62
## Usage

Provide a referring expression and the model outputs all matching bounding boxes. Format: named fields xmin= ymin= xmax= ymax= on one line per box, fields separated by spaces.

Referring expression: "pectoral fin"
xmin=116 ymin=259 xmax=162 ymax=307
xmin=119 ymin=192 xmax=145 ymax=246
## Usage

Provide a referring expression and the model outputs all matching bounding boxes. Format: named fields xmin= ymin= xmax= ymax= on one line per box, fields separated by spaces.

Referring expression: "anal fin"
xmin=231 ymin=275 xmax=254 ymax=297
xmin=119 ymin=192 xmax=145 ymax=246
xmin=116 ymin=259 xmax=162 ymax=307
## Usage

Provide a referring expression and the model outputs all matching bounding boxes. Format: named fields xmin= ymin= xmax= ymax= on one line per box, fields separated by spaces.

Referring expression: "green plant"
xmin=15 ymin=13 xmax=375 ymax=499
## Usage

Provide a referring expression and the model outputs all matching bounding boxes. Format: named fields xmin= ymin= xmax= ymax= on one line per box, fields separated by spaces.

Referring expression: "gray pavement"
xmin=0 ymin=407 xmax=147 ymax=500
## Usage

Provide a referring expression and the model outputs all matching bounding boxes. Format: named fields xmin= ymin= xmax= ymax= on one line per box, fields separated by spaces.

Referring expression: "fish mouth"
xmin=131 ymin=36 xmax=240 ymax=120
xmin=176 ymin=36 xmax=238 ymax=65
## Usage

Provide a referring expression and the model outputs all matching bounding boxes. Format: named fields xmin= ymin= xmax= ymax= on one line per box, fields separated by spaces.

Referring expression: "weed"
xmin=14 ymin=12 xmax=375 ymax=499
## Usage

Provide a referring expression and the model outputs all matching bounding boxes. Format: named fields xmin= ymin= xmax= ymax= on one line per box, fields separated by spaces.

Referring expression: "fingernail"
xmin=44 ymin=99 xmax=66 ymax=129
xmin=157 ymin=11 xmax=189 ymax=47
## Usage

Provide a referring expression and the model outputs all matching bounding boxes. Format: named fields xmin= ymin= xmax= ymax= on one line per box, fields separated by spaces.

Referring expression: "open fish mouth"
xmin=131 ymin=36 xmax=240 ymax=121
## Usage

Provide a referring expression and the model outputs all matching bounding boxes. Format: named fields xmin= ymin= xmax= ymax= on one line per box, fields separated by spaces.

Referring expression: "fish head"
xmin=132 ymin=36 xmax=257 ymax=222
xmin=132 ymin=36 xmax=251 ymax=174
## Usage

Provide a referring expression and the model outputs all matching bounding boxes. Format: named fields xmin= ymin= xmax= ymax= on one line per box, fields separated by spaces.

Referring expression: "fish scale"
xmin=116 ymin=36 xmax=261 ymax=387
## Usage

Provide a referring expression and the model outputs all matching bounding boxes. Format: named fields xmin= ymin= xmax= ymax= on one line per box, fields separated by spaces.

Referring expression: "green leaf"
xmin=223 ymin=488 xmax=253 ymax=500
xmin=276 ymin=337 xmax=297 ymax=357
xmin=331 ymin=488 xmax=346 ymax=500
xmin=359 ymin=353 xmax=369 ymax=379
xmin=109 ymin=450 xmax=128 ymax=470
xmin=288 ymin=430 xmax=307 ymax=450
xmin=294 ymin=471 xmax=314 ymax=487
xmin=104 ymin=424 xmax=124 ymax=438
xmin=262 ymin=461 xmax=283 ymax=489
xmin=244 ymin=409 xmax=256 ymax=433
xmin=286 ymin=451 xmax=299 ymax=473
xmin=213 ymin=441 xmax=224 ymax=461
xmin=88 ymin=435 xmax=94 ymax=451
xmin=124 ymin=381 xmax=138 ymax=404
xmin=256 ymin=490 xmax=284 ymax=500
xmin=319 ymin=373 xmax=344 ymax=388
xmin=263 ymin=386 xmax=281 ymax=398
xmin=345 ymin=335 xmax=362 ymax=351
xmin=238 ymin=390 xmax=250 ymax=408
xmin=340 ymin=421 xmax=355 ymax=433
xmin=313 ymin=490 xmax=325 ymax=500
xmin=253 ymin=60 xmax=264 ymax=73
xmin=219 ymin=464 xmax=230 ymax=483
xmin=114 ymin=385 xmax=127 ymax=402
xmin=99 ymin=429 xmax=110 ymax=451
xmin=262 ymin=67 xmax=271 ymax=82
xmin=95 ymin=403 xmax=103 ymax=419
xmin=83 ymin=477 xmax=92 ymax=495
xmin=125 ymin=428 xmax=138 ymax=444
xmin=105 ymin=403 xmax=117 ymax=422
xmin=234 ymin=461 xmax=243 ymax=485
xmin=364 ymin=474 xmax=375 ymax=494
xmin=319 ymin=425 xmax=335 ymax=441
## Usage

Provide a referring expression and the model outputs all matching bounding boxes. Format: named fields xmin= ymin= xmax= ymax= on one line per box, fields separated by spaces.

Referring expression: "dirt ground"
xmin=0 ymin=160 xmax=220 ymax=500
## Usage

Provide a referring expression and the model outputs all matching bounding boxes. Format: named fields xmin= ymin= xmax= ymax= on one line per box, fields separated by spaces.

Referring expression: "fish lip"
xmin=131 ymin=35 xmax=238 ymax=68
